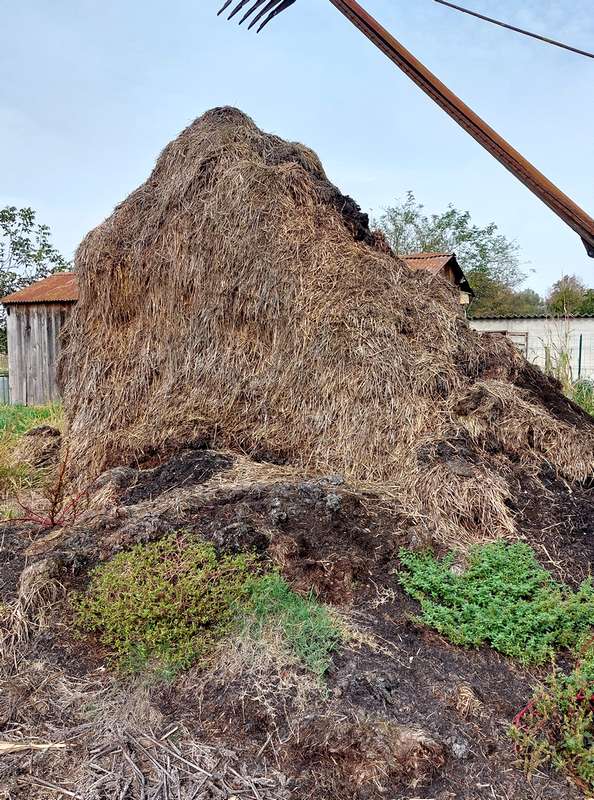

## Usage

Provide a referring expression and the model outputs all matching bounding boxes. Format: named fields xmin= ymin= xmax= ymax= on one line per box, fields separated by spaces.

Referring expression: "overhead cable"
xmin=433 ymin=0 xmax=594 ymax=60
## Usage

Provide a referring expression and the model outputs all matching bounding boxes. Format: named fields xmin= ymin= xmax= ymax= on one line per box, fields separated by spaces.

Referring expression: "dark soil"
xmin=120 ymin=448 xmax=233 ymax=505
xmin=512 ymin=465 xmax=594 ymax=585
xmin=0 ymin=521 xmax=38 ymax=600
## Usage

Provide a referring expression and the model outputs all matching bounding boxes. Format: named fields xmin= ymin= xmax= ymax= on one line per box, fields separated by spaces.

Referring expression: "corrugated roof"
xmin=472 ymin=313 xmax=594 ymax=321
xmin=401 ymin=252 xmax=453 ymax=274
xmin=1 ymin=272 xmax=79 ymax=305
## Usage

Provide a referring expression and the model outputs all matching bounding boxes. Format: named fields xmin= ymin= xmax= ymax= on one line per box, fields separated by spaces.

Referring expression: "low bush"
xmin=512 ymin=643 xmax=594 ymax=792
xmin=398 ymin=541 xmax=594 ymax=664
xmin=76 ymin=534 xmax=342 ymax=678
xmin=76 ymin=536 xmax=258 ymax=674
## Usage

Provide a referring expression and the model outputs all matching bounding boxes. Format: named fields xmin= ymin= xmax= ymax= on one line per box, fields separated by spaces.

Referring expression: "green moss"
xmin=75 ymin=534 xmax=342 ymax=679
xmin=398 ymin=541 xmax=594 ymax=664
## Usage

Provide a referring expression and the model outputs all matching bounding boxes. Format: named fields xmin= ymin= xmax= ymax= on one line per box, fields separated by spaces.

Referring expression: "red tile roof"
xmin=402 ymin=252 xmax=475 ymax=298
xmin=401 ymin=252 xmax=454 ymax=274
xmin=1 ymin=272 xmax=79 ymax=304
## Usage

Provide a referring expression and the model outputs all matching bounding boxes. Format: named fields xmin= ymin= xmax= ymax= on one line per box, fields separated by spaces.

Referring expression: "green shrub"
xmin=248 ymin=572 xmax=342 ymax=679
xmin=76 ymin=535 xmax=259 ymax=674
xmin=572 ymin=379 xmax=594 ymax=417
xmin=398 ymin=541 xmax=594 ymax=664
xmin=76 ymin=534 xmax=342 ymax=678
xmin=512 ymin=644 xmax=594 ymax=791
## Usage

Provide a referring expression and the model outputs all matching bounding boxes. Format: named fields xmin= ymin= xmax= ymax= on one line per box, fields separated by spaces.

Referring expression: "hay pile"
xmin=60 ymin=106 xmax=594 ymax=543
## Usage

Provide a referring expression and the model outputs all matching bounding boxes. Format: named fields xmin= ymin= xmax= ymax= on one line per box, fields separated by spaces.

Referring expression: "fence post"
xmin=578 ymin=334 xmax=583 ymax=380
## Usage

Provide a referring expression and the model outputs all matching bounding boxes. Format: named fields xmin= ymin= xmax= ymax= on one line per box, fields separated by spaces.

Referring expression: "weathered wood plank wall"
xmin=6 ymin=303 xmax=72 ymax=405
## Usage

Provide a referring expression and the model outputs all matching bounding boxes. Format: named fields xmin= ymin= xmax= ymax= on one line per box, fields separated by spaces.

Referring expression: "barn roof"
xmin=1 ymin=272 xmax=78 ymax=305
xmin=402 ymin=252 xmax=475 ymax=297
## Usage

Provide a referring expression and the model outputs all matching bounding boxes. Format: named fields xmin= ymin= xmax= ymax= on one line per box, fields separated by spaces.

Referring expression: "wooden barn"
xmin=1 ymin=273 xmax=78 ymax=405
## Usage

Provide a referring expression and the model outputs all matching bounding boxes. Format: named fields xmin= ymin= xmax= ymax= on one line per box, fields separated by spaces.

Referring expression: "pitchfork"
xmin=217 ymin=0 xmax=296 ymax=33
xmin=215 ymin=0 xmax=594 ymax=258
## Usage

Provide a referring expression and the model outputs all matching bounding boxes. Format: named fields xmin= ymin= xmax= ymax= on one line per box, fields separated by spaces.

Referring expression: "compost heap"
xmin=60 ymin=106 xmax=594 ymax=545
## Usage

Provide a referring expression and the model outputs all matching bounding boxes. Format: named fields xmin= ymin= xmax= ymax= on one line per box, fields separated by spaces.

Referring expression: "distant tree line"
xmin=376 ymin=192 xmax=593 ymax=319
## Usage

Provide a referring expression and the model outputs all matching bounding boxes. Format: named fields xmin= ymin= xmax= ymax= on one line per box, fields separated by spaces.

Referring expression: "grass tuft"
xmin=0 ymin=403 xmax=61 ymax=434
xmin=572 ymin=379 xmax=594 ymax=417
xmin=398 ymin=541 xmax=594 ymax=664
xmin=247 ymin=572 xmax=342 ymax=679
xmin=0 ymin=403 xmax=63 ymax=511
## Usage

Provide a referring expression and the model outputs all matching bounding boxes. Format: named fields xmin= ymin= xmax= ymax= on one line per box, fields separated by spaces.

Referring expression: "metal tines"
xmin=217 ymin=0 xmax=297 ymax=32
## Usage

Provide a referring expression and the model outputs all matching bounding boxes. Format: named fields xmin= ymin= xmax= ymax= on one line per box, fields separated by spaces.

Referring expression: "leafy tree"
xmin=0 ymin=206 xmax=70 ymax=351
xmin=375 ymin=192 xmax=543 ymax=317
xmin=546 ymin=275 xmax=587 ymax=317
xmin=578 ymin=289 xmax=594 ymax=316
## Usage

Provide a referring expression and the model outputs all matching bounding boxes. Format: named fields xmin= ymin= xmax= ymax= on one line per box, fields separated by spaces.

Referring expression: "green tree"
xmin=578 ymin=289 xmax=594 ymax=316
xmin=0 ymin=206 xmax=70 ymax=351
xmin=375 ymin=192 xmax=543 ymax=317
xmin=546 ymin=275 xmax=586 ymax=317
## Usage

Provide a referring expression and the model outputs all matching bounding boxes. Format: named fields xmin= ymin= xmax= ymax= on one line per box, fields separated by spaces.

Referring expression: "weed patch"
xmin=512 ymin=643 xmax=594 ymax=792
xmin=75 ymin=535 xmax=342 ymax=678
xmin=398 ymin=541 xmax=594 ymax=664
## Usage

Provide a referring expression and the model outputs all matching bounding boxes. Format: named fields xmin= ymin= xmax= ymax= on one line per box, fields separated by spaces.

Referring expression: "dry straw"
xmin=59 ymin=107 xmax=594 ymax=544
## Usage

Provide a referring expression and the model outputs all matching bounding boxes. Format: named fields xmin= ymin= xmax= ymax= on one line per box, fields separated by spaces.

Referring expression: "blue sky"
xmin=1 ymin=0 xmax=592 ymax=294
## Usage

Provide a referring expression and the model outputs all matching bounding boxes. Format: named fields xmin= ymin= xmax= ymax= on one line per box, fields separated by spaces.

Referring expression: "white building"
xmin=469 ymin=315 xmax=594 ymax=381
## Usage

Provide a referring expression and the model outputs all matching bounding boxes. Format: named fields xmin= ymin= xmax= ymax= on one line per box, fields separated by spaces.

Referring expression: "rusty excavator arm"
xmin=218 ymin=0 xmax=594 ymax=258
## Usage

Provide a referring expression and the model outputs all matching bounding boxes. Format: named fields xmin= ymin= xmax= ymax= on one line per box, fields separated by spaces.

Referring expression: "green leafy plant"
xmin=76 ymin=534 xmax=342 ymax=679
xmin=247 ymin=572 xmax=342 ymax=679
xmin=398 ymin=541 xmax=594 ymax=664
xmin=512 ymin=642 xmax=594 ymax=792
xmin=76 ymin=535 xmax=259 ymax=674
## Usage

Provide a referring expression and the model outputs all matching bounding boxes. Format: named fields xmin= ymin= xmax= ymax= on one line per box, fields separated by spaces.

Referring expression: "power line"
xmin=433 ymin=0 xmax=594 ymax=60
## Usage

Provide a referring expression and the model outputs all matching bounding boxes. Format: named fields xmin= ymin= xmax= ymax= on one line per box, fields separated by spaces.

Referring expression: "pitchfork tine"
xmin=245 ymin=0 xmax=287 ymax=29
xmin=226 ymin=0 xmax=253 ymax=20
xmin=218 ymin=0 xmax=296 ymax=29
xmin=239 ymin=0 xmax=274 ymax=26
xmin=255 ymin=0 xmax=297 ymax=31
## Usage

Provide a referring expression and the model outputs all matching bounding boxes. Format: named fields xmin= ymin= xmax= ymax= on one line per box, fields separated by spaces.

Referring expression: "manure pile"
xmin=60 ymin=106 xmax=594 ymax=544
